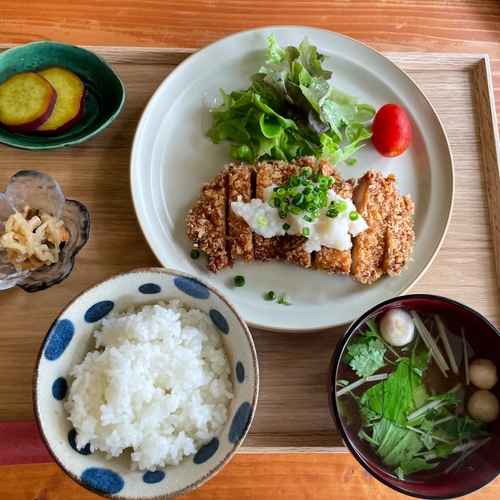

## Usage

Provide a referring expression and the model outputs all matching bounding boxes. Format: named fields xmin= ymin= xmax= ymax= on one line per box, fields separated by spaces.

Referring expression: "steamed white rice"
xmin=64 ymin=300 xmax=233 ymax=471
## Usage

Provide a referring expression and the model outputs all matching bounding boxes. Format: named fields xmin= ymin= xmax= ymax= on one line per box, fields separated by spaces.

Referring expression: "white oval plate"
xmin=131 ymin=26 xmax=454 ymax=332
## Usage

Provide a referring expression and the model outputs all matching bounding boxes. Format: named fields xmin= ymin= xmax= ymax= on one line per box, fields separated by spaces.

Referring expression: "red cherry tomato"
xmin=371 ymin=103 xmax=412 ymax=158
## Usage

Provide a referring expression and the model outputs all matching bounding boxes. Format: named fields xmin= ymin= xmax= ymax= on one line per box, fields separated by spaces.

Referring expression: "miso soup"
xmin=335 ymin=308 xmax=499 ymax=480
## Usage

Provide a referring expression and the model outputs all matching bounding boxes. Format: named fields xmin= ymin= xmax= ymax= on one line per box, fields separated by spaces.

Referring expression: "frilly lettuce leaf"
xmin=205 ymin=34 xmax=375 ymax=165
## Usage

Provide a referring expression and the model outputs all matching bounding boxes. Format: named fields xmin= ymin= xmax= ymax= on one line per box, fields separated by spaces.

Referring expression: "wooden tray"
xmin=0 ymin=48 xmax=499 ymax=453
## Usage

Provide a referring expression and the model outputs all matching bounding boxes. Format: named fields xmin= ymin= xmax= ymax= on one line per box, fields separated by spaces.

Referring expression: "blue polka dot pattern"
xmin=84 ymin=301 xmax=114 ymax=323
xmin=174 ymin=276 xmax=210 ymax=299
xmin=228 ymin=402 xmax=252 ymax=444
xmin=44 ymin=319 xmax=74 ymax=361
xmin=68 ymin=428 xmax=92 ymax=456
xmin=236 ymin=362 xmax=245 ymax=383
xmin=139 ymin=283 xmax=161 ymax=294
xmin=142 ymin=470 xmax=166 ymax=484
xmin=51 ymin=377 xmax=68 ymax=400
xmin=193 ymin=438 xmax=219 ymax=464
xmin=209 ymin=309 xmax=229 ymax=335
xmin=81 ymin=467 xmax=124 ymax=494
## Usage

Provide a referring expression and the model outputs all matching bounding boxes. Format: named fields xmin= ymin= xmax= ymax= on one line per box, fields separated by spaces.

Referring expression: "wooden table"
xmin=1 ymin=1 xmax=500 ymax=498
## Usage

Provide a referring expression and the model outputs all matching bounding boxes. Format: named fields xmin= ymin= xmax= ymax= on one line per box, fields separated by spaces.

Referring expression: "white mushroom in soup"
xmin=469 ymin=358 xmax=498 ymax=390
xmin=467 ymin=390 xmax=500 ymax=423
xmin=379 ymin=308 xmax=415 ymax=347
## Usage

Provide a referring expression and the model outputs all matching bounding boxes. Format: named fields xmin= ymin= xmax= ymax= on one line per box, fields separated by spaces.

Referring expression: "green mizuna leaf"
xmin=428 ymin=392 xmax=459 ymax=406
xmin=435 ymin=443 xmax=455 ymax=459
xmin=395 ymin=458 xmax=439 ymax=479
xmin=360 ymin=358 xmax=420 ymax=426
xmin=435 ymin=417 xmax=488 ymax=439
xmin=371 ymin=418 xmax=423 ymax=467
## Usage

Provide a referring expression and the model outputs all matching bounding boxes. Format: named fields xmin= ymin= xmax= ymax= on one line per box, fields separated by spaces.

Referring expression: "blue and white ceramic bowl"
xmin=33 ymin=268 xmax=259 ymax=499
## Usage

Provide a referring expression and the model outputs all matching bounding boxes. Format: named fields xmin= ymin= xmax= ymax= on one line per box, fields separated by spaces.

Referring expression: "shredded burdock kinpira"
xmin=0 ymin=205 xmax=67 ymax=271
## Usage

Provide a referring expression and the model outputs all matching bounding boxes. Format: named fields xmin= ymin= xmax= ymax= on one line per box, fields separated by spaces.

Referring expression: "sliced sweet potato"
xmin=36 ymin=66 xmax=86 ymax=135
xmin=0 ymin=72 xmax=57 ymax=133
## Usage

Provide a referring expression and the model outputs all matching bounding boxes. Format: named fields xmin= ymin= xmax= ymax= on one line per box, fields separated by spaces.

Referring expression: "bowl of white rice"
xmin=33 ymin=267 xmax=259 ymax=499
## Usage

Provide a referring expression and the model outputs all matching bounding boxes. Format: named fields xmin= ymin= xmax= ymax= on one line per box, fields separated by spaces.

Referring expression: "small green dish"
xmin=0 ymin=41 xmax=126 ymax=150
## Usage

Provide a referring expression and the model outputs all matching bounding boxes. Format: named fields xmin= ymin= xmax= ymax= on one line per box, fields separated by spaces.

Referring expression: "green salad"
xmin=205 ymin=34 xmax=375 ymax=165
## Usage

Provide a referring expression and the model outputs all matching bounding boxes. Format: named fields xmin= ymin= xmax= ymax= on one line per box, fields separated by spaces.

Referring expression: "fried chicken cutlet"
xmin=186 ymin=157 xmax=415 ymax=283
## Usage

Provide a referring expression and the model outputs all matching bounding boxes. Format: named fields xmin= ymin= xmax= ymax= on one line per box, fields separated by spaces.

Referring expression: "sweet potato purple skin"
xmin=36 ymin=87 xmax=87 ymax=136
xmin=0 ymin=72 xmax=58 ymax=133
xmin=35 ymin=66 xmax=87 ymax=136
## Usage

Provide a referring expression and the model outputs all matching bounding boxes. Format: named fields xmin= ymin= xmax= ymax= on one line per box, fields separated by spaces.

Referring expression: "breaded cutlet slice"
xmin=186 ymin=170 xmax=231 ymax=274
xmin=314 ymin=159 xmax=356 ymax=274
xmin=279 ymin=156 xmax=318 ymax=268
xmin=382 ymin=177 xmax=415 ymax=275
xmin=253 ymin=159 xmax=304 ymax=263
xmin=350 ymin=169 xmax=389 ymax=284
xmin=317 ymin=159 xmax=356 ymax=199
xmin=227 ymin=163 xmax=254 ymax=263
xmin=281 ymin=235 xmax=311 ymax=267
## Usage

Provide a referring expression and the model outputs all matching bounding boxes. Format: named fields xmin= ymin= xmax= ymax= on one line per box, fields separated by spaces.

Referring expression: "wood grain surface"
xmin=1 ymin=48 xmax=498 ymax=450
xmin=1 ymin=1 xmax=500 ymax=499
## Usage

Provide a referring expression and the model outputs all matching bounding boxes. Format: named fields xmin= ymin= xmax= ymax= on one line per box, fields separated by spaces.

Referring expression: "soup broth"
xmin=336 ymin=308 xmax=498 ymax=480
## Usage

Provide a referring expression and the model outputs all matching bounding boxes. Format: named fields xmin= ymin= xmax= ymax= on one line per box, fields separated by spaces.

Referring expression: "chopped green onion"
xmin=190 ymin=249 xmax=200 ymax=259
xmin=302 ymin=227 xmax=310 ymax=237
xmin=257 ymin=215 xmax=268 ymax=228
xmin=336 ymin=200 xmax=348 ymax=213
xmin=347 ymin=158 xmax=357 ymax=166
xmin=303 ymin=215 xmax=313 ymax=223
xmin=267 ymin=291 xmax=276 ymax=301
xmin=319 ymin=177 xmax=329 ymax=188
xmin=278 ymin=293 xmax=292 ymax=306
xmin=282 ymin=223 xmax=291 ymax=231
xmin=267 ymin=172 xmax=341 ymax=222
xmin=278 ymin=210 xmax=287 ymax=219
xmin=234 ymin=275 xmax=245 ymax=287
xmin=349 ymin=211 xmax=359 ymax=221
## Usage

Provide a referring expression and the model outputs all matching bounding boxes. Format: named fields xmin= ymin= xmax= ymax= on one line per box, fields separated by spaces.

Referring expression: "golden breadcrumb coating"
xmin=351 ymin=170 xmax=414 ymax=284
xmin=383 ymin=191 xmax=415 ymax=275
xmin=227 ymin=163 xmax=254 ymax=263
xmin=186 ymin=170 xmax=231 ymax=273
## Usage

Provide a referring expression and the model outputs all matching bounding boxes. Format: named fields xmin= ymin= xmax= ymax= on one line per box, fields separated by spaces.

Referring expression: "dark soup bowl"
xmin=329 ymin=294 xmax=500 ymax=499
